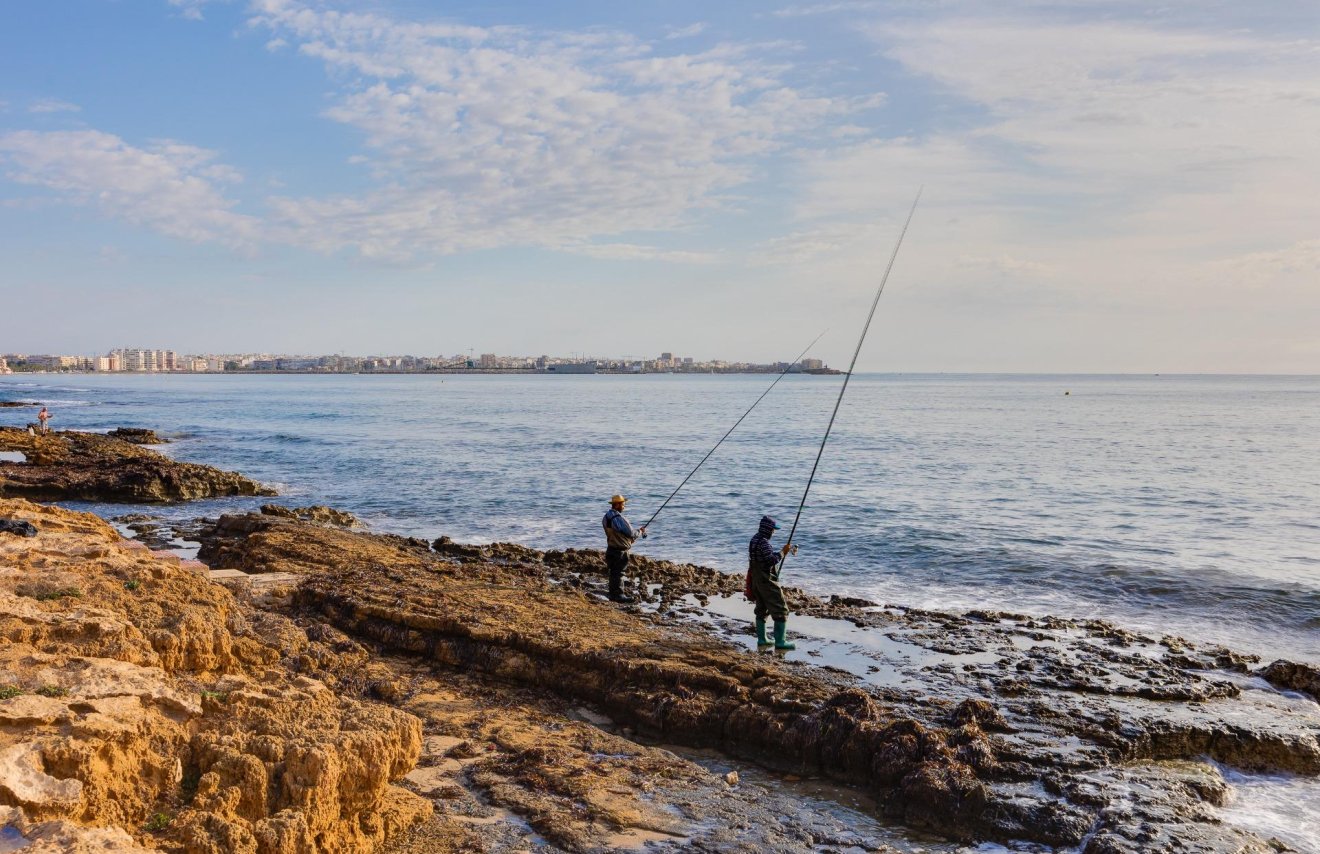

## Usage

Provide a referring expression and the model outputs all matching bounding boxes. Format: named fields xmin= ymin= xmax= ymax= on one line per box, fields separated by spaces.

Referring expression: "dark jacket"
xmin=748 ymin=515 xmax=782 ymax=574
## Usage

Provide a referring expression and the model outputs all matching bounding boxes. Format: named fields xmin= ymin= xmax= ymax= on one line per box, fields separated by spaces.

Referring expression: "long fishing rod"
xmin=643 ymin=330 xmax=827 ymax=531
xmin=780 ymin=190 xmax=922 ymax=570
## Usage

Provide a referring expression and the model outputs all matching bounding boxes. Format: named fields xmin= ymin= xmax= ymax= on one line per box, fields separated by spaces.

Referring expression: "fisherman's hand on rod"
xmin=639 ymin=525 xmax=648 ymax=538
xmin=780 ymin=543 xmax=798 ymax=557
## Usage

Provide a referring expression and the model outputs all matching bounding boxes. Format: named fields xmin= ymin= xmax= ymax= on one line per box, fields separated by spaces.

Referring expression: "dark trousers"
xmin=605 ymin=547 xmax=630 ymax=595
xmin=750 ymin=564 xmax=788 ymax=620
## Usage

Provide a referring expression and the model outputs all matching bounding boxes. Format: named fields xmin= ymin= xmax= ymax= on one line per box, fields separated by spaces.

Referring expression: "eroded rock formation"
xmin=0 ymin=499 xmax=427 ymax=852
xmin=202 ymin=513 xmax=1320 ymax=852
xmin=0 ymin=428 xmax=273 ymax=502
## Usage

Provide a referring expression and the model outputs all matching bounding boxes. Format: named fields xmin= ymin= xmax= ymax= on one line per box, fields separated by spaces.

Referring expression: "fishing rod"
xmin=642 ymin=330 xmax=827 ymax=532
xmin=780 ymin=189 xmax=922 ymax=571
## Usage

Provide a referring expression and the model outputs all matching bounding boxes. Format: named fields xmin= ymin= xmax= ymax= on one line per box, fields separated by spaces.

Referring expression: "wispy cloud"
xmin=0 ymin=130 xmax=257 ymax=245
xmin=1213 ymin=239 xmax=1320 ymax=289
xmin=559 ymin=242 xmax=718 ymax=263
xmin=167 ymin=0 xmax=225 ymax=21
xmin=666 ymin=23 xmax=708 ymax=39
xmin=778 ymin=6 xmax=1320 ymax=306
xmin=28 ymin=98 xmax=81 ymax=114
xmin=246 ymin=0 xmax=852 ymax=258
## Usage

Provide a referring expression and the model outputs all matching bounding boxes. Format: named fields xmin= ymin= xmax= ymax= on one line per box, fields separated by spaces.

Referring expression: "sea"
xmin=1 ymin=372 xmax=1317 ymax=665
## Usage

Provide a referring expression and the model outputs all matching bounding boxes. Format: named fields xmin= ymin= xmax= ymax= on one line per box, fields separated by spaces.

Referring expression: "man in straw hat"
xmin=602 ymin=494 xmax=647 ymax=603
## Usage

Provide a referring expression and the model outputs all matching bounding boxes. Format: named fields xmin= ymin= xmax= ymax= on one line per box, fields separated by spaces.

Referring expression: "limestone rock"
xmin=0 ymin=428 xmax=273 ymax=502
xmin=0 ymin=499 xmax=429 ymax=852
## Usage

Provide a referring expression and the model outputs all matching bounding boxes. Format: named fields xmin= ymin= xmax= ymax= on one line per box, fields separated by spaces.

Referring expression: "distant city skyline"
xmin=2 ymin=1 xmax=1318 ymax=373
xmin=0 ymin=347 xmax=834 ymax=375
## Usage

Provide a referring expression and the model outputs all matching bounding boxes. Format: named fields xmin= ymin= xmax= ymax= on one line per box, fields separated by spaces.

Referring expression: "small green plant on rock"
xmin=144 ymin=812 xmax=173 ymax=832
xmin=35 ymin=685 xmax=67 ymax=698
xmin=17 ymin=584 xmax=83 ymax=601
xmin=124 ymin=579 xmax=141 ymax=591
xmin=0 ymin=686 xmax=22 ymax=700
xmin=200 ymin=689 xmax=229 ymax=703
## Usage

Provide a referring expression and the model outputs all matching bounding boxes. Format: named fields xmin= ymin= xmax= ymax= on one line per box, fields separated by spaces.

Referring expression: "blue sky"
xmin=2 ymin=0 xmax=1317 ymax=371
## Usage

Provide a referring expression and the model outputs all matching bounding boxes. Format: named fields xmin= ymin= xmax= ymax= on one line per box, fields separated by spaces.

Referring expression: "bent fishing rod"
xmin=779 ymin=189 xmax=922 ymax=573
xmin=642 ymin=330 xmax=827 ymax=532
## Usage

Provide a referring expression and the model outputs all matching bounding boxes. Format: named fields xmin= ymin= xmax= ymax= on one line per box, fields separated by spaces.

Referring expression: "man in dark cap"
xmin=747 ymin=515 xmax=798 ymax=650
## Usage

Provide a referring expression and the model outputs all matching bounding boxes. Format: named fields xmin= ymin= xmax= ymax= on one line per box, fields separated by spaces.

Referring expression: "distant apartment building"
xmin=0 ymin=357 xmax=9 ymax=374
xmin=801 ymin=358 xmax=824 ymax=371
xmin=111 ymin=348 xmax=179 ymax=372
xmin=479 ymin=353 xmax=497 ymax=369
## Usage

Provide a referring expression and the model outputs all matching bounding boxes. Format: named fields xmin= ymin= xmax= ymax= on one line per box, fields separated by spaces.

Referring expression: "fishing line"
xmin=780 ymin=189 xmax=922 ymax=570
xmin=642 ymin=330 xmax=828 ymax=531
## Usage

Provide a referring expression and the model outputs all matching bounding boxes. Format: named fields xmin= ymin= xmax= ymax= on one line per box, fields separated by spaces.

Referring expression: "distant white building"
xmin=111 ymin=349 xmax=179 ymax=372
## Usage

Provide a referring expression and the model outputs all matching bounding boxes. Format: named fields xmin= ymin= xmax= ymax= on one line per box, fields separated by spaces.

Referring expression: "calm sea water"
xmin=2 ymin=372 xmax=1316 ymax=663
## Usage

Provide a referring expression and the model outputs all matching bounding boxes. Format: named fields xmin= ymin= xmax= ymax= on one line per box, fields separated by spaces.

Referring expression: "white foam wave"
xmin=1217 ymin=764 xmax=1320 ymax=852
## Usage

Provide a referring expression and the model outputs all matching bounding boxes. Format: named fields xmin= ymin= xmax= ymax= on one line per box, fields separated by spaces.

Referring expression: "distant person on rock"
xmin=37 ymin=407 xmax=50 ymax=435
xmin=602 ymin=494 xmax=646 ymax=603
xmin=747 ymin=515 xmax=798 ymax=650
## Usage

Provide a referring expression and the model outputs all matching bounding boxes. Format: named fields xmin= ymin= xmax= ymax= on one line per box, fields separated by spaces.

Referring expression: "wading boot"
xmin=773 ymin=619 xmax=796 ymax=651
xmin=755 ymin=617 xmax=772 ymax=649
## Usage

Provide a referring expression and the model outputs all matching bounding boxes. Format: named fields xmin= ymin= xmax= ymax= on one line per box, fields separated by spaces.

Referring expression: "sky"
xmin=1 ymin=0 xmax=1317 ymax=372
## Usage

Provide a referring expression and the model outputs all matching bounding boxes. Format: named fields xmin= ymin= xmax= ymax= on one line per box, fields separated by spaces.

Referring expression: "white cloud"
xmin=168 ymin=0 xmax=224 ymax=21
xmin=957 ymin=254 xmax=1057 ymax=278
xmin=0 ymin=130 xmax=257 ymax=245
xmin=666 ymin=23 xmax=708 ymax=40
xmin=28 ymin=98 xmax=81 ymax=114
xmin=559 ymin=242 xmax=718 ymax=263
xmin=857 ymin=16 xmax=1320 ymax=238
xmin=1212 ymin=239 xmax=1320 ymax=289
xmin=777 ymin=10 xmax=1320 ymax=305
xmin=246 ymin=0 xmax=851 ymax=257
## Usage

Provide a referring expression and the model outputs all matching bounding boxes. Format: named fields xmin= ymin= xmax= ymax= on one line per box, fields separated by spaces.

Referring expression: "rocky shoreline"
xmin=1 ymin=430 xmax=1317 ymax=852
xmin=0 ymin=427 xmax=273 ymax=502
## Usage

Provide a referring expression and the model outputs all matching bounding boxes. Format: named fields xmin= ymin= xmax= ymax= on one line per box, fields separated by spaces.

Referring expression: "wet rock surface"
xmin=199 ymin=515 xmax=1320 ymax=852
xmin=105 ymin=427 xmax=168 ymax=444
xmin=1263 ymin=661 xmax=1320 ymax=705
xmin=260 ymin=503 xmax=359 ymax=527
xmin=0 ymin=428 xmax=273 ymax=502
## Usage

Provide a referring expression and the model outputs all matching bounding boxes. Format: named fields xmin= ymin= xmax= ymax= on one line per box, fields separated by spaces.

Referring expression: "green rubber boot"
xmin=773 ymin=619 xmax=796 ymax=651
xmin=755 ymin=618 xmax=772 ymax=649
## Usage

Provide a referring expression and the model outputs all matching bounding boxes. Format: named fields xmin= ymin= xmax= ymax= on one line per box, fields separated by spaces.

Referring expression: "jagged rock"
xmin=0 ymin=806 xmax=153 ymax=853
xmin=260 ymin=503 xmax=358 ymax=527
xmin=1261 ymin=659 xmax=1320 ymax=704
xmin=196 ymin=515 xmax=1320 ymax=853
xmin=0 ymin=499 xmax=429 ymax=851
xmin=105 ymin=428 xmax=166 ymax=444
xmin=0 ymin=428 xmax=273 ymax=502
xmin=0 ymin=519 xmax=38 ymax=537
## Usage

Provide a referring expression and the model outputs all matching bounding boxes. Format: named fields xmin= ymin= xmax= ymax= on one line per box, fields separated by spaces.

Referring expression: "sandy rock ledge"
xmin=0 ymin=499 xmax=428 ymax=852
